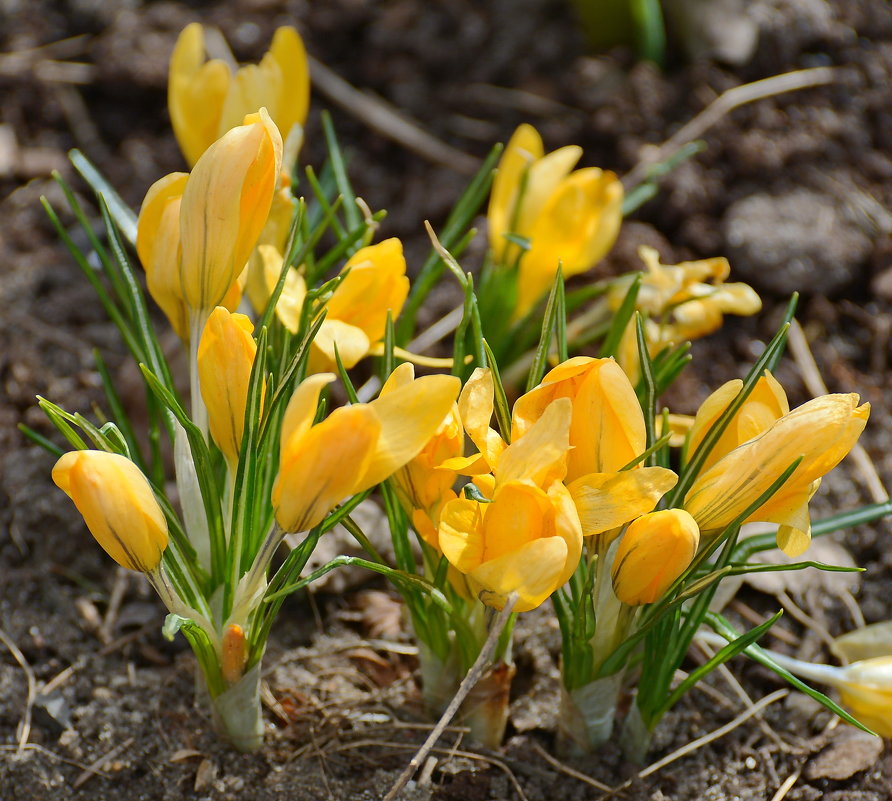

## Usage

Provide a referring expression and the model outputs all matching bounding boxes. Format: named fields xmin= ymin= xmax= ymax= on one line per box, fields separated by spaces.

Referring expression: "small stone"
xmin=805 ymin=727 xmax=883 ymax=781
xmin=723 ymin=189 xmax=872 ymax=296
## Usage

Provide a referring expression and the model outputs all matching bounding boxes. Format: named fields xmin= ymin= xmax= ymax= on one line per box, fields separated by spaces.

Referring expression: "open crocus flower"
xmin=684 ymin=391 xmax=869 ymax=556
xmin=272 ymin=368 xmax=459 ymax=533
xmin=197 ymin=307 xmax=259 ymax=466
xmin=611 ymin=509 xmax=700 ymax=606
xmin=488 ymin=124 xmax=623 ymax=319
xmin=137 ymin=109 xmax=282 ymax=338
xmin=169 ymin=24 xmax=309 ymax=168
xmin=272 ymin=238 xmax=410 ymax=372
xmin=512 ymin=357 xmax=677 ymax=543
xmin=439 ymin=399 xmax=583 ymax=612
xmin=52 ymin=451 xmax=169 ymax=573
xmin=381 ymin=365 xmax=464 ymax=550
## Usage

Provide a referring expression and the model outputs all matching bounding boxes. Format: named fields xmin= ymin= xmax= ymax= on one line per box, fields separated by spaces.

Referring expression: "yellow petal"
xmin=278 ymin=373 xmax=336 ymax=458
xmin=496 ymin=398 xmax=570 ymax=487
xmin=52 ymin=451 xmax=168 ymax=572
xmin=514 ymin=144 xmax=583 ymax=235
xmin=569 ymin=467 xmax=678 ymax=540
xmin=379 ymin=362 xmax=416 ymax=396
xmin=218 ymin=56 xmax=282 ymax=138
xmin=481 ymin=481 xmax=554 ymax=562
xmin=198 ymin=307 xmax=258 ymax=464
xmin=439 ymin=497 xmax=486 ymax=573
xmin=168 ymin=23 xmax=231 ymax=167
xmin=268 ymin=26 xmax=310 ymax=148
xmin=470 ymin=536 xmax=570 ymax=613
xmin=488 ymin=124 xmax=543 ymax=259
xmin=179 ymin=108 xmax=282 ymax=310
xmin=458 ymin=368 xmax=505 ymax=469
xmin=611 ymin=509 xmax=700 ymax=606
xmin=136 ymin=172 xmax=190 ymax=338
xmin=309 ymin=319 xmax=372 ymax=372
xmin=357 ymin=374 xmax=461 ymax=490
xmin=273 ymin=404 xmax=380 ymax=532
xmin=838 ymin=657 xmax=892 ymax=737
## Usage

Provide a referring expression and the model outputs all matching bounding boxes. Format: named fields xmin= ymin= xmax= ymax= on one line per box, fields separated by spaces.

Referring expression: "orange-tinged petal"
xmin=272 ymin=404 xmax=380 ymax=532
xmin=52 ymin=451 xmax=168 ymax=572
xmin=569 ymin=467 xmax=678 ymax=540
xmin=611 ymin=509 xmax=699 ymax=606
xmin=481 ymin=481 xmax=554 ymax=562
xmin=470 ymin=536 xmax=570 ymax=613
xmin=198 ymin=307 xmax=258 ymax=464
xmin=357 ymin=373 xmax=461 ymax=490
xmin=278 ymin=373 xmax=336 ymax=458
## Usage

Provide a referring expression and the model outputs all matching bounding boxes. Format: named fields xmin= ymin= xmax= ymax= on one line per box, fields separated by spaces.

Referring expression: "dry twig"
xmin=0 ymin=627 xmax=36 ymax=754
xmin=73 ymin=737 xmax=134 ymax=789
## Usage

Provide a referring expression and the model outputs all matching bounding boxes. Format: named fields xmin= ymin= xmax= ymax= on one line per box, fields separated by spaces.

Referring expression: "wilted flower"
xmin=52 ymin=451 xmax=169 ymax=573
xmin=137 ymin=109 xmax=282 ymax=334
xmin=611 ymin=509 xmax=700 ymax=606
xmin=488 ymin=124 xmax=623 ymax=318
xmin=438 ymin=399 xmax=583 ymax=612
xmin=169 ymin=24 xmax=309 ymax=168
xmin=684 ymin=391 xmax=869 ymax=556
xmin=197 ymin=307 xmax=259 ymax=465
xmin=272 ymin=367 xmax=459 ymax=533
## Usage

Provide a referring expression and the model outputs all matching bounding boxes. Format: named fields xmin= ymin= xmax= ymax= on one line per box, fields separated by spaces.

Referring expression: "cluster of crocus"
xmin=36 ymin=19 xmax=885 ymax=765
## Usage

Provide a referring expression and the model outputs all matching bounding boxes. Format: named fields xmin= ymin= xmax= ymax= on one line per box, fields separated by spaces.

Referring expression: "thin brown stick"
xmin=308 ymin=56 xmax=480 ymax=175
xmin=73 ymin=737 xmax=135 ymax=789
xmin=383 ymin=595 xmax=517 ymax=801
xmin=788 ymin=319 xmax=888 ymax=504
xmin=623 ymin=67 xmax=841 ymax=189
xmin=769 ymin=766 xmax=802 ymax=801
xmin=0 ymin=627 xmax=36 ymax=753
xmin=530 ymin=742 xmax=615 ymax=793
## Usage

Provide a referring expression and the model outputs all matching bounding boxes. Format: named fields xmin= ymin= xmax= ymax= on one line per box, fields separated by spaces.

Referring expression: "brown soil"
xmin=2 ymin=0 xmax=892 ymax=799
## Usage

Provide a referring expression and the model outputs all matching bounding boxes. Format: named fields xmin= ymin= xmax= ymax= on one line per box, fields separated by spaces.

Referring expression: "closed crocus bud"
xmin=52 ymin=451 xmax=168 ymax=573
xmin=684 ymin=393 xmax=869 ymax=556
xmin=169 ymin=23 xmax=309 ymax=167
xmin=272 ymin=369 xmax=460 ymax=533
xmin=487 ymin=124 xmax=622 ymax=319
xmin=179 ymin=108 xmax=282 ymax=313
xmin=198 ymin=307 xmax=258 ymax=465
xmin=836 ymin=657 xmax=892 ymax=738
xmin=611 ymin=509 xmax=700 ymax=606
xmin=307 ymin=238 xmax=410 ymax=372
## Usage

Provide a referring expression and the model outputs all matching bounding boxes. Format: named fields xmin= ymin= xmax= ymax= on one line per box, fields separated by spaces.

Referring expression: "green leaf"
xmin=600 ymin=273 xmax=641 ymax=359
xmin=70 ymin=149 xmax=138 ymax=244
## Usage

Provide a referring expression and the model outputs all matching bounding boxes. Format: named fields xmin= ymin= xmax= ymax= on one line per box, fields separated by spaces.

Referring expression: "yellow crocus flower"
xmin=684 ymin=393 xmax=869 ymax=556
xmin=272 ymin=369 xmax=460 ymax=533
xmin=52 ymin=451 xmax=169 ymax=573
xmin=488 ymin=124 xmax=623 ymax=319
xmin=512 ymin=357 xmax=677 ymax=540
xmin=137 ymin=109 xmax=282 ymax=334
xmin=611 ymin=509 xmax=700 ymax=606
xmin=169 ymin=24 xmax=309 ymax=168
xmin=197 ymin=307 xmax=258 ymax=465
xmin=272 ymin=238 xmax=410 ymax=372
xmin=438 ymin=399 xmax=583 ymax=612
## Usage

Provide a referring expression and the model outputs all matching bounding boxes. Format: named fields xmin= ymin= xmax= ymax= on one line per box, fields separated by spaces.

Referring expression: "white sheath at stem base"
xmin=206 ymin=662 xmax=265 ymax=752
xmin=556 ymin=671 xmax=624 ymax=756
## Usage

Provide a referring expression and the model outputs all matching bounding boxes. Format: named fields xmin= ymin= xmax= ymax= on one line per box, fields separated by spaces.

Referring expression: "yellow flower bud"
xmin=197 ymin=307 xmax=258 ymax=465
xmin=611 ymin=509 xmax=700 ymax=606
xmin=169 ymin=24 xmax=309 ymax=167
xmin=137 ymin=110 xmax=281 ymax=328
xmin=488 ymin=124 xmax=622 ymax=319
xmin=836 ymin=657 xmax=892 ymax=737
xmin=272 ymin=368 xmax=460 ymax=533
xmin=52 ymin=451 xmax=168 ymax=573
xmin=685 ymin=393 xmax=869 ymax=556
